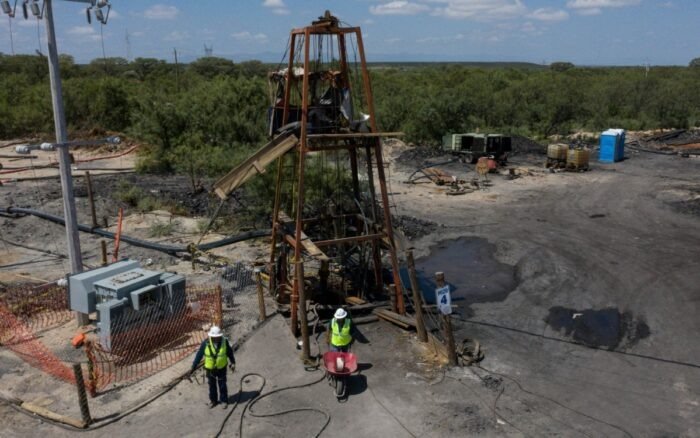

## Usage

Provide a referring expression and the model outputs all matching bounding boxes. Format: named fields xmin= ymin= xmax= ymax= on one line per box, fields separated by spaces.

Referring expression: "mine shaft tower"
xmin=267 ymin=12 xmax=404 ymax=335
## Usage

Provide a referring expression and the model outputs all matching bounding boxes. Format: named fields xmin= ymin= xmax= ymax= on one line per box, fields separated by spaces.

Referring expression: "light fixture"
xmin=1 ymin=0 xmax=16 ymax=17
xmin=29 ymin=0 xmax=40 ymax=17
xmin=83 ymin=0 xmax=110 ymax=25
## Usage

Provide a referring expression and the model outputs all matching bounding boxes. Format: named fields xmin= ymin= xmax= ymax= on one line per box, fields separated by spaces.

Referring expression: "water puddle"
xmin=404 ymin=237 xmax=518 ymax=315
xmin=545 ymin=306 xmax=650 ymax=350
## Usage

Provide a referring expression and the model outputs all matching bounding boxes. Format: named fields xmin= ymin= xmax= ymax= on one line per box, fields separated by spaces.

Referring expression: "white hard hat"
xmin=334 ymin=308 xmax=347 ymax=319
xmin=208 ymin=326 xmax=223 ymax=337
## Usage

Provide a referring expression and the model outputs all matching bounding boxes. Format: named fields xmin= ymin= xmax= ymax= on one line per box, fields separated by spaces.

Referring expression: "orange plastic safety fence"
xmin=0 ymin=302 xmax=76 ymax=384
xmin=0 ymin=283 xmax=222 ymax=395
xmin=0 ymin=284 xmax=72 ymax=332
xmin=87 ymin=285 xmax=221 ymax=392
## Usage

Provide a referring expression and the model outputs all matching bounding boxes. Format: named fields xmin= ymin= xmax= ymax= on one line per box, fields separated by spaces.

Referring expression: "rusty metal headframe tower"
xmin=267 ymin=12 xmax=405 ymax=335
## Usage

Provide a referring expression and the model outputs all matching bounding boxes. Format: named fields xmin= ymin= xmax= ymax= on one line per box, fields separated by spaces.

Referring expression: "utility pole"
xmin=45 ymin=0 xmax=88 ymax=325
xmin=173 ymin=47 xmax=180 ymax=93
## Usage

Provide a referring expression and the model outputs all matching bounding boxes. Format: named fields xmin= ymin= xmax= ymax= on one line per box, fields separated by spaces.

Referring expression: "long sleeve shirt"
xmin=191 ymin=337 xmax=235 ymax=371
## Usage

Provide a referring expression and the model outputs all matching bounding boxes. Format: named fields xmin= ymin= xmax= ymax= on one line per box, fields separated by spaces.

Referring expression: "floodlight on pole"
xmin=29 ymin=0 xmax=44 ymax=18
xmin=1 ymin=0 xmax=17 ymax=17
xmin=66 ymin=0 xmax=110 ymax=24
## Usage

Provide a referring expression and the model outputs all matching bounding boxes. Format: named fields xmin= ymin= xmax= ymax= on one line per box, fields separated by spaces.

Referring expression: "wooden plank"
xmin=375 ymin=311 xmax=410 ymax=329
xmin=314 ymin=233 xmax=383 ymax=248
xmin=373 ymin=308 xmax=417 ymax=329
xmin=278 ymin=211 xmax=329 ymax=262
xmin=353 ymin=315 xmax=379 ymax=325
xmin=214 ymin=132 xmax=298 ymax=199
xmin=21 ymin=402 xmax=86 ymax=429
xmin=345 ymin=296 xmax=366 ymax=306
xmin=307 ymin=132 xmax=404 ymax=139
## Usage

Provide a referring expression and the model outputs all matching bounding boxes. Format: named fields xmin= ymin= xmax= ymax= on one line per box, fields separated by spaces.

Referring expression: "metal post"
xmin=254 ymin=269 xmax=266 ymax=322
xmin=85 ymin=171 xmax=97 ymax=228
xmin=407 ymin=250 xmax=428 ymax=343
xmin=44 ymin=0 xmax=86 ymax=326
xmin=100 ymin=240 xmax=107 ymax=266
xmin=290 ymin=29 xmax=311 ymax=335
xmin=355 ymin=29 xmax=404 ymax=314
xmin=297 ymin=260 xmax=311 ymax=362
xmin=435 ymin=272 xmax=457 ymax=366
xmin=72 ymin=363 xmax=91 ymax=426
xmin=214 ymin=285 xmax=223 ymax=327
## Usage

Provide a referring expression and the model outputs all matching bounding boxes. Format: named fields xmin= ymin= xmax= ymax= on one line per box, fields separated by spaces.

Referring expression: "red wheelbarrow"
xmin=323 ymin=351 xmax=358 ymax=399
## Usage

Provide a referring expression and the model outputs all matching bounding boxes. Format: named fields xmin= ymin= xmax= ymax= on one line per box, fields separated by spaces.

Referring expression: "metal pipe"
xmin=0 ymin=207 xmax=269 ymax=255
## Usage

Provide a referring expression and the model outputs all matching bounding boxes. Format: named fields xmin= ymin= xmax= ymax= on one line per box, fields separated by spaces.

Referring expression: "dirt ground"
xmin=2 ymin=139 xmax=700 ymax=436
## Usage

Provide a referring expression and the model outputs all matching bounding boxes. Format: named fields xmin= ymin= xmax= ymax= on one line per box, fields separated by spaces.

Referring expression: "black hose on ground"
xmin=0 ymin=206 xmax=270 ymax=255
xmin=211 ymin=372 xmax=329 ymax=438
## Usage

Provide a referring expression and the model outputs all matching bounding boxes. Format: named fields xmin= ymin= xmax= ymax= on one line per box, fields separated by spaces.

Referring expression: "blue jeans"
xmin=207 ymin=368 xmax=228 ymax=403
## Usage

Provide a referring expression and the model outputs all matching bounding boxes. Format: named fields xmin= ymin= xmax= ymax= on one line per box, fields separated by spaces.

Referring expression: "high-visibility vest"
xmin=204 ymin=338 xmax=228 ymax=370
xmin=331 ymin=318 xmax=352 ymax=347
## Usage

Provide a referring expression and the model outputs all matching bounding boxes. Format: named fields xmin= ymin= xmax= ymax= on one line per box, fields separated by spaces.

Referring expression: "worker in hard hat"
xmin=191 ymin=325 xmax=236 ymax=409
xmin=327 ymin=308 xmax=356 ymax=352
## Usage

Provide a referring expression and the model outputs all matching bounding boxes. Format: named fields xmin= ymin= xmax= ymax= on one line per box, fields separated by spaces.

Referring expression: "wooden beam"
xmin=307 ymin=132 xmax=404 ymax=139
xmin=314 ymin=233 xmax=384 ymax=248
xmin=373 ymin=308 xmax=417 ymax=329
xmin=21 ymin=402 xmax=86 ymax=429
xmin=213 ymin=132 xmax=298 ymax=199
xmin=278 ymin=211 xmax=329 ymax=262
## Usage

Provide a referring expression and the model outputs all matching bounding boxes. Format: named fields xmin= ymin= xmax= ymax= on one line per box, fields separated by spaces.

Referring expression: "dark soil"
xmin=396 ymin=145 xmax=452 ymax=168
xmin=393 ymin=214 xmax=438 ymax=240
xmin=545 ymin=306 xmax=651 ymax=350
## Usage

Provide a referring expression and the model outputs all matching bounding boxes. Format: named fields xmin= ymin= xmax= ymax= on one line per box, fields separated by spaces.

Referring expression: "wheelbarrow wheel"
xmin=336 ymin=376 xmax=345 ymax=398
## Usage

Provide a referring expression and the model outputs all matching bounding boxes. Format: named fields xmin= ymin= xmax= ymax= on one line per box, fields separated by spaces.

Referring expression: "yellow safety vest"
xmin=331 ymin=319 xmax=352 ymax=347
xmin=204 ymin=338 xmax=228 ymax=370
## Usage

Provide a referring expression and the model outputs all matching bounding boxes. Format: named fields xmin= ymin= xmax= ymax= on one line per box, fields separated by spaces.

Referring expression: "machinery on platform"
xmin=442 ymin=133 xmax=512 ymax=164
xmin=67 ymin=260 xmax=186 ymax=351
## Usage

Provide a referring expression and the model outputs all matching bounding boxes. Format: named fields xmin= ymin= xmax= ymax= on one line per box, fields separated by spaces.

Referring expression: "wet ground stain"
xmin=545 ymin=306 xmax=650 ymax=350
xmin=404 ymin=237 xmax=518 ymax=316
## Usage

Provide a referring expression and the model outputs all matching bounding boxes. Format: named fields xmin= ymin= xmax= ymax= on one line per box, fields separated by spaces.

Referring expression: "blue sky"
xmin=0 ymin=0 xmax=697 ymax=65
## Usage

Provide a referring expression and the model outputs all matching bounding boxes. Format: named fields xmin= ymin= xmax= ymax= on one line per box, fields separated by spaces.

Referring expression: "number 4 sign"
xmin=435 ymin=285 xmax=452 ymax=315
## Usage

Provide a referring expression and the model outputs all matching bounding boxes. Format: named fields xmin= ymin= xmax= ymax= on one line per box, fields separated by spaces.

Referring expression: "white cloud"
xmin=231 ymin=31 xmax=268 ymax=42
xmin=370 ymin=1 xmax=430 ymax=15
xmin=143 ymin=4 xmax=179 ymax=20
xmin=66 ymin=25 xmax=101 ymax=41
xmin=385 ymin=37 xmax=402 ymax=43
xmin=17 ymin=19 xmax=40 ymax=28
xmin=263 ymin=0 xmax=289 ymax=15
xmin=430 ymin=0 xmax=528 ymax=21
xmin=163 ymin=31 xmax=188 ymax=42
xmin=567 ymin=0 xmax=640 ymax=15
xmin=67 ymin=26 xmax=96 ymax=36
xmin=576 ymin=7 xmax=602 ymax=15
xmin=527 ymin=8 xmax=569 ymax=21
xmin=416 ymin=33 xmax=466 ymax=43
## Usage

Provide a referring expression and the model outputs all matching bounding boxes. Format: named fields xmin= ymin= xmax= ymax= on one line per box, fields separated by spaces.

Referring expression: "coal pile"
xmin=510 ymin=135 xmax=545 ymax=154
xmin=393 ymin=214 xmax=438 ymax=240
xmin=396 ymin=145 xmax=452 ymax=168
xmin=545 ymin=306 xmax=651 ymax=350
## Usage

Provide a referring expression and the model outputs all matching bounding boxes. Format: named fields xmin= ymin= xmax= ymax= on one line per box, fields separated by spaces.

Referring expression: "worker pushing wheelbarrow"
xmin=324 ymin=308 xmax=359 ymax=399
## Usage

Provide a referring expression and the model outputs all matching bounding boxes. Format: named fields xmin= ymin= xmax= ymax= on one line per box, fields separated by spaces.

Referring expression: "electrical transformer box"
xmin=68 ymin=260 xmax=186 ymax=352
